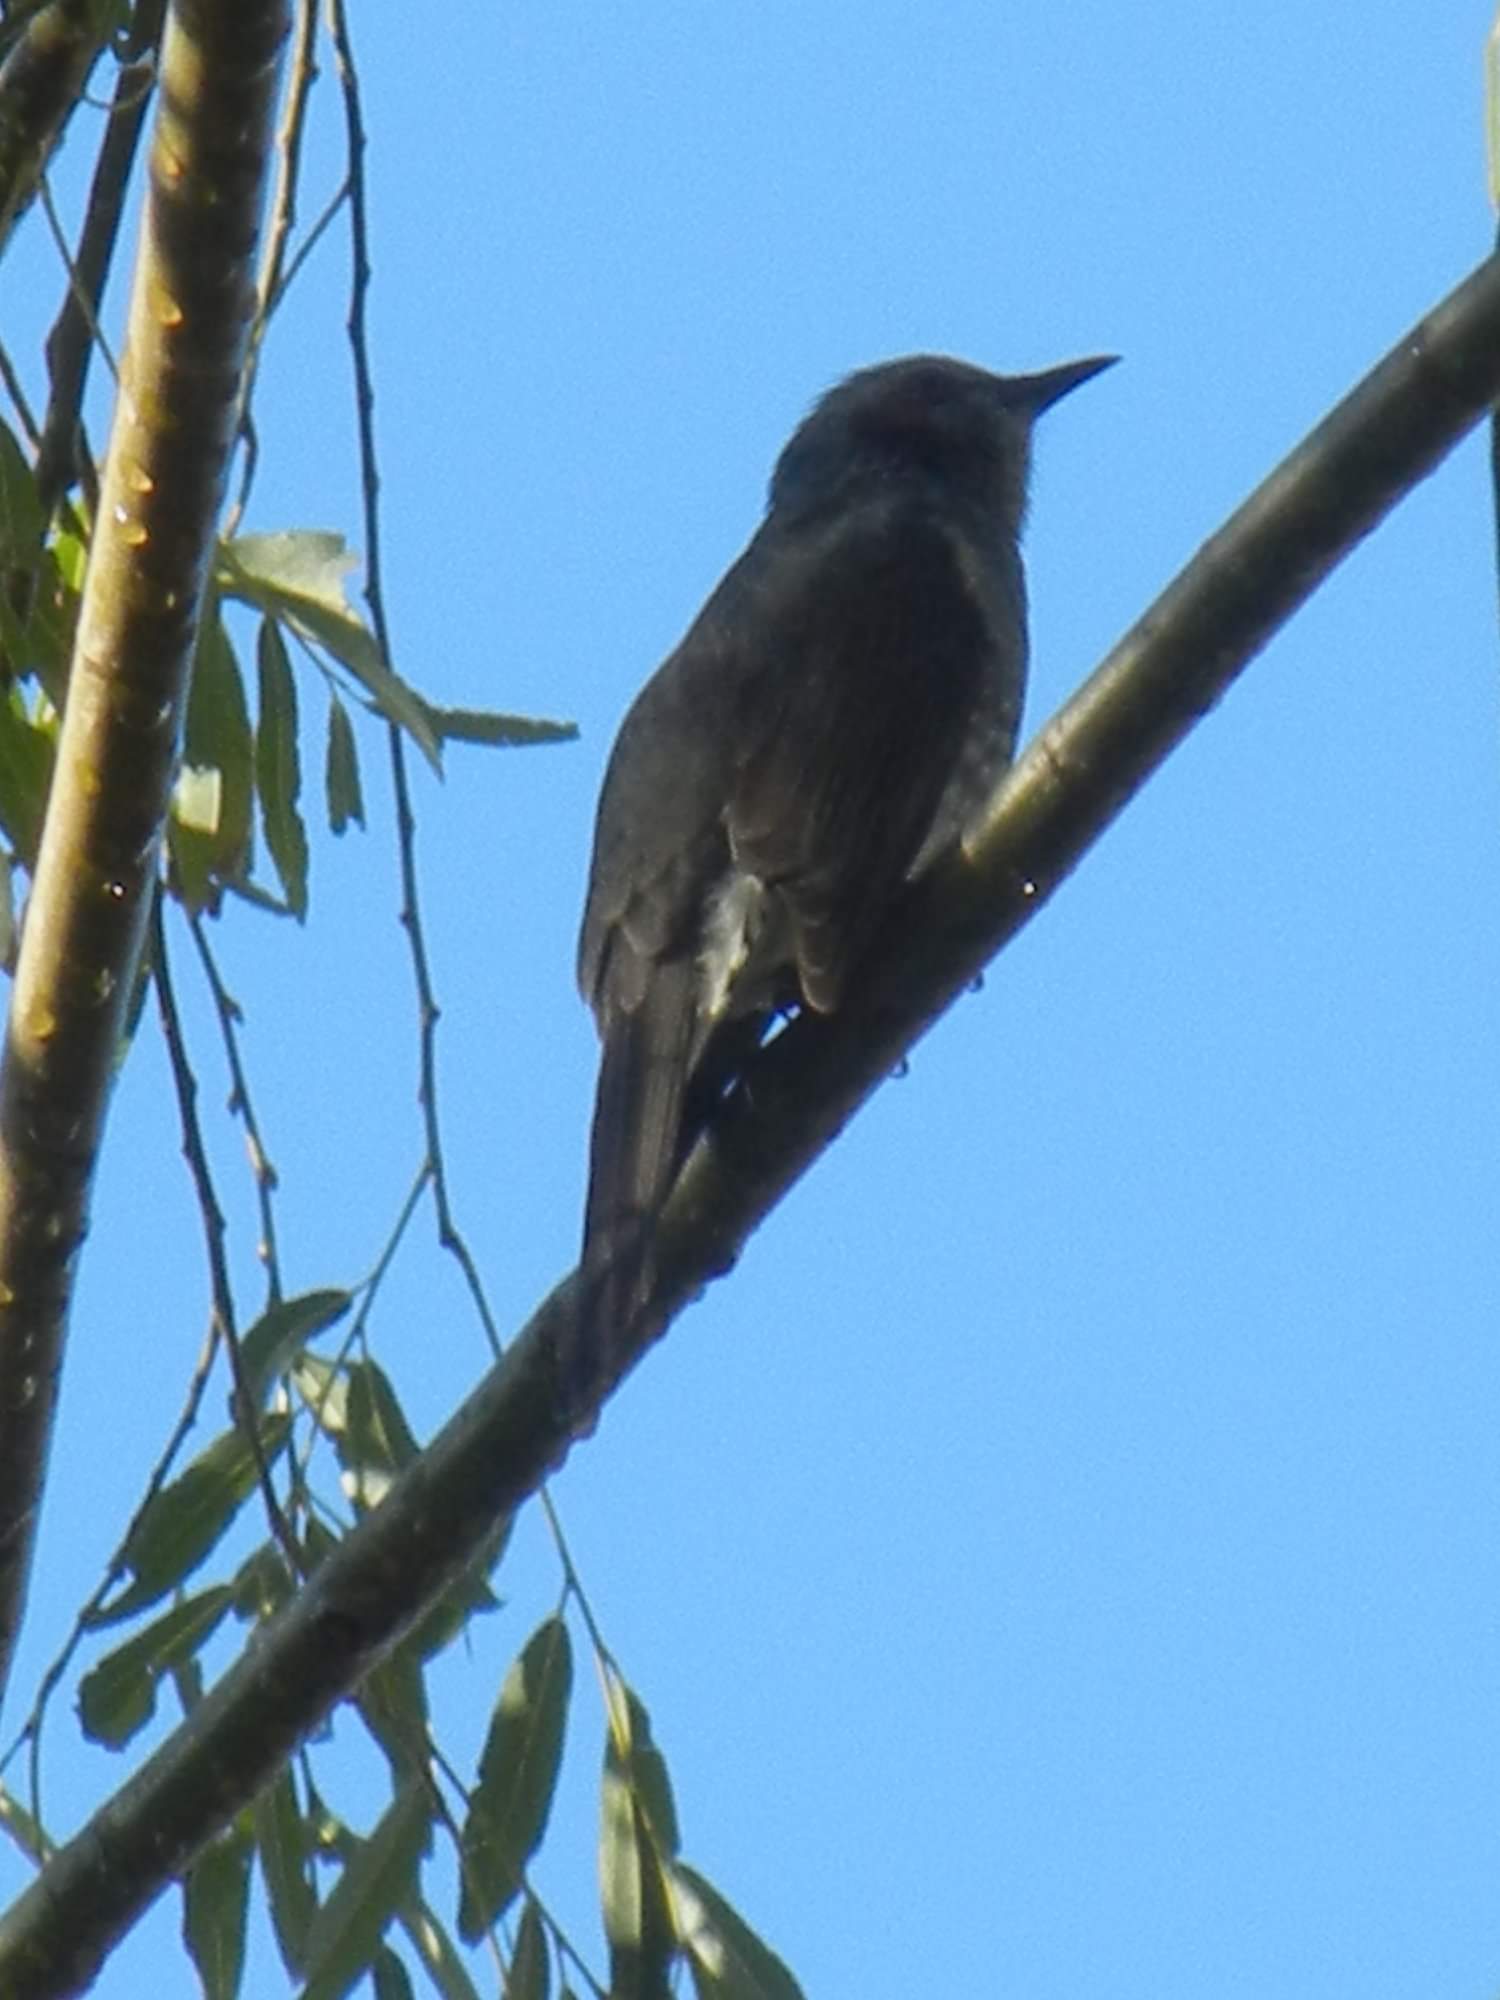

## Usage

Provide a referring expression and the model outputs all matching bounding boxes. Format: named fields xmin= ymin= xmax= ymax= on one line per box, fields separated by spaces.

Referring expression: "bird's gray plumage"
xmin=573 ymin=351 xmax=1115 ymax=1406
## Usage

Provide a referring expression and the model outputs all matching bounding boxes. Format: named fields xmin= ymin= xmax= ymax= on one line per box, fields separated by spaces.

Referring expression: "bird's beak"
xmin=1009 ymin=353 xmax=1120 ymax=413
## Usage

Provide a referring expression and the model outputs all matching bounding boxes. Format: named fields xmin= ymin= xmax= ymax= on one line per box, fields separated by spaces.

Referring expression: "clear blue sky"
xmin=4 ymin=4 xmax=1499 ymax=1995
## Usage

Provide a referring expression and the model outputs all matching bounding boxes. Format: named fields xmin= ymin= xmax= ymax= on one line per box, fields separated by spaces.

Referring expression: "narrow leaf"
xmin=0 ymin=680 xmax=56 ymax=864
xmin=507 ymin=1897 xmax=550 ymax=2000
xmin=599 ymin=1761 xmax=675 ymax=2000
xmin=182 ymin=1821 xmax=254 ymax=2000
xmin=220 ymin=532 xmax=441 ymax=769
xmin=171 ymin=602 xmax=254 ymax=908
xmin=230 ymin=1541 xmax=296 ymax=1623
xmin=420 ymin=704 xmax=577 ymax=750
xmin=301 ymin=1781 xmax=431 ymax=2000
xmin=341 ymin=1356 xmax=421 ymax=1506
xmin=78 ymin=1588 xmax=233 ymax=1747
xmin=0 ymin=1781 xmax=53 ymax=1866
xmin=0 ymin=416 xmax=42 ymax=551
xmin=255 ymin=617 xmax=308 ymax=918
xmin=92 ymin=1415 xmax=291 ymax=1623
xmin=600 ymin=1676 xmax=679 ymax=1997
xmin=457 ymin=1616 xmax=572 ymax=1941
xmin=372 ymin=1944 xmax=416 ymax=2000
xmin=254 ymin=1764 xmax=318 ymax=1977
xmin=672 ymin=1864 xmax=804 ymax=2000
xmin=396 ymin=1899 xmax=483 ymax=2000
xmin=605 ymin=1675 xmax=680 ymax=1859
xmin=238 ymin=1287 xmax=352 ymax=1410
xmin=325 ymin=690 xmax=364 ymax=832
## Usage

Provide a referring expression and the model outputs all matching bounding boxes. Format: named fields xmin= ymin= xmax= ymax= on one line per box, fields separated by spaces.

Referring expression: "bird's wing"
xmin=727 ymin=504 xmax=996 ymax=1013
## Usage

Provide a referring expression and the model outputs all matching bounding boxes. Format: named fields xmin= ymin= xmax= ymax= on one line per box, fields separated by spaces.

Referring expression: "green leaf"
xmin=0 ymin=679 xmax=56 ymax=864
xmin=91 ymin=1414 xmax=291 ymax=1623
xmin=599 ymin=1675 xmax=677 ymax=1999
xmin=0 ymin=1780 xmax=52 ymax=1866
xmin=219 ymin=532 xmax=441 ymax=769
xmin=170 ymin=600 xmax=254 ymax=909
xmin=78 ymin=1587 xmax=233 ymax=1747
xmin=0 ymin=540 xmax=72 ymax=708
xmin=230 ymin=1540 xmax=296 ymax=1623
xmin=238 ymin=1287 xmax=353 ymax=1410
xmin=293 ymin=1354 xmax=420 ymax=1511
xmin=360 ymin=1640 xmax=429 ymax=1776
xmin=395 ymin=1899 xmax=482 ymax=2000
xmin=0 ymin=417 xmax=42 ymax=553
xmin=372 ymin=1944 xmax=416 ymax=2000
xmin=325 ymin=690 xmax=364 ymax=833
xmin=419 ymin=704 xmax=577 ymax=750
xmin=254 ymin=1763 xmax=318 ymax=1978
xmin=404 ymin=1515 xmax=509 ymax=1662
xmin=182 ymin=1820 xmax=253 ymax=2000
xmin=457 ymin=1616 xmax=572 ymax=1941
xmin=343 ymin=1356 xmax=420 ymax=1500
xmin=672 ymin=1865 xmax=804 ymax=2000
xmin=301 ymin=1781 xmax=431 ymax=2000
xmin=605 ymin=1676 xmax=680 ymax=1859
xmin=507 ymin=1897 xmax=550 ymax=2000
xmin=255 ymin=616 xmax=308 ymax=918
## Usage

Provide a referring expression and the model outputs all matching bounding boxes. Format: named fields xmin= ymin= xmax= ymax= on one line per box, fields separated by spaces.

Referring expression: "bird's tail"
xmin=569 ymin=960 xmax=701 ymax=1420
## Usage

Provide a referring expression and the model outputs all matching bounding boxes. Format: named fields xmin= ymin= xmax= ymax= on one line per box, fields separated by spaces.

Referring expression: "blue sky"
xmin=3 ymin=4 xmax=1499 ymax=1996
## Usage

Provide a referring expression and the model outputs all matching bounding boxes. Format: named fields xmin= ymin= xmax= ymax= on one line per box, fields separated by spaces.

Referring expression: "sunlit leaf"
xmin=672 ymin=1864 xmax=804 ymax=2000
xmin=0 ymin=679 xmax=55 ymax=864
xmin=78 ymin=1588 xmax=233 ymax=1747
xmin=396 ymin=1899 xmax=483 ymax=2000
xmin=255 ymin=616 xmax=308 ymax=918
xmin=170 ymin=601 xmax=254 ymax=908
xmin=238 ymin=1287 xmax=352 ymax=1409
xmin=604 ymin=1675 xmax=680 ymax=1859
xmin=457 ymin=1616 xmax=572 ymax=1941
xmin=230 ymin=1540 xmax=296 ymax=1623
xmin=341 ymin=1356 xmax=420 ymax=1505
xmin=294 ymin=1354 xmax=420 ymax=1511
xmin=600 ymin=1674 xmax=677 ymax=1999
xmin=220 ymin=532 xmax=440 ymax=769
xmin=182 ymin=1819 xmax=254 ymax=2000
xmin=0 ymin=1780 xmax=51 ymax=1866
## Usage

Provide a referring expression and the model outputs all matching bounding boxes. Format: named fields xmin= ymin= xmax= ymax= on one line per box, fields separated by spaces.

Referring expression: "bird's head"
xmin=768 ymin=351 xmax=1117 ymax=535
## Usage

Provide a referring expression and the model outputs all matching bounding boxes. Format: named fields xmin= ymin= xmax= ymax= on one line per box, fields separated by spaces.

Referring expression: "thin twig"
xmin=186 ymin=911 xmax=284 ymax=1306
xmin=150 ymin=892 xmax=302 ymax=1577
xmin=323 ymin=0 xmax=505 ymax=1364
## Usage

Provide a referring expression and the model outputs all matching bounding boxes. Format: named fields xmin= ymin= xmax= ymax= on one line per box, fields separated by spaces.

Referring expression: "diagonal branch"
xmin=0 ymin=0 xmax=108 ymax=259
xmin=0 ymin=0 xmax=289 ymax=1714
xmin=1 ymin=248 xmax=1498 ymax=1998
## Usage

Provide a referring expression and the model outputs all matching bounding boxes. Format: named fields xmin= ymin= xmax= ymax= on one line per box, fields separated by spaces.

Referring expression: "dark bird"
xmin=573 ymin=350 xmax=1115 ymax=1407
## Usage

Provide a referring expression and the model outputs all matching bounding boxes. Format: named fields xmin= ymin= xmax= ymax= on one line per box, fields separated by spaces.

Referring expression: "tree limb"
xmin=1 ymin=245 xmax=1498 ymax=1997
xmin=0 ymin=0 xmax=289 ymax=1712
xmin=0 ymin=0 xmax=108 ymax=259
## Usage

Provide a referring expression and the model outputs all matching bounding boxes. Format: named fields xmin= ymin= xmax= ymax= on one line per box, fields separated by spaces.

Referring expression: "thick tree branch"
xmin=0 ymin=0 xmax=288 ymax=1711
xmin=1 ymin=248 xmax=1498 ymax=1997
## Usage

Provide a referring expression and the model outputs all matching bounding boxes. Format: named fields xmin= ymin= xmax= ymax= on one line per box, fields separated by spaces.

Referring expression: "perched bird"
xmin=573 ymin=350 xmax=1115 ymax=1403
